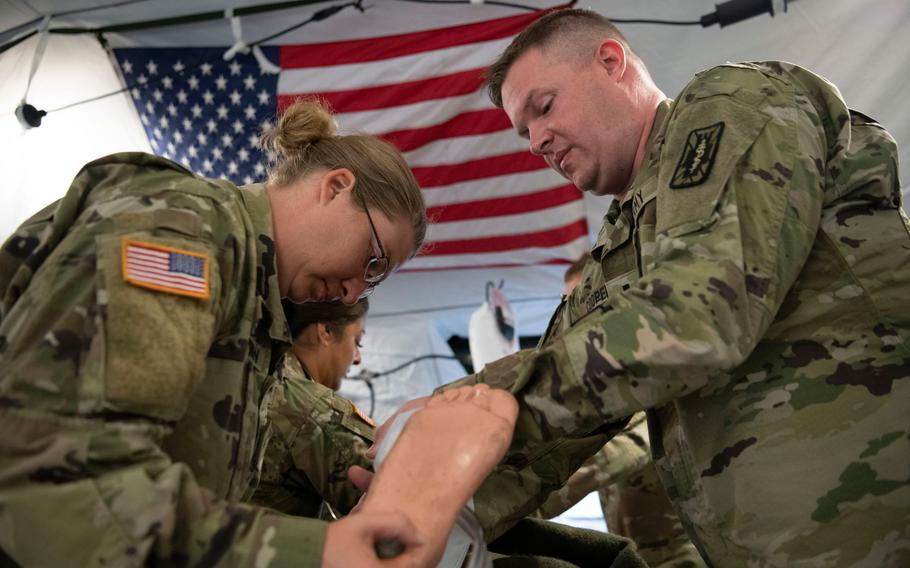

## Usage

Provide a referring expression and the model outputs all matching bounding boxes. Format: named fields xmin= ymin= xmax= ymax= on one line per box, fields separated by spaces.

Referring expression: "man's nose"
xmin=340 ymin=278 xmax=369 ymax=305
xmin=530 ymin=127 xmax=551 ymax=155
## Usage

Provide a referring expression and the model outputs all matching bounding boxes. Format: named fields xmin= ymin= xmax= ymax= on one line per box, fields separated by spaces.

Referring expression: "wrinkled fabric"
xmin=456 ymin=62 xmax=910 ymax=566
xmin=250 ymin=355 xmax=374 ymax=518
xmin=0 ymin=153 xmax=327 ymax=566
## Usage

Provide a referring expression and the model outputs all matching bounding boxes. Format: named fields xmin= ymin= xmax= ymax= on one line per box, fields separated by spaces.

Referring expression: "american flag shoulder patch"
xmin=350 ymin=400 xmax=376 ymax=428
xmin=122 ymin=239 xmax=210 ymax=300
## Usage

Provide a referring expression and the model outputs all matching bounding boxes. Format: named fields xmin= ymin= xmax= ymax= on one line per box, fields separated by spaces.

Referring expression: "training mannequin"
xmin=354 ymin=384 xmax=519 ymax=566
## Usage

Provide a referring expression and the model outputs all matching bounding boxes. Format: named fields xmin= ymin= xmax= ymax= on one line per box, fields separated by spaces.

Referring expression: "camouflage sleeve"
xmin=0 ymin=156 xmax=329 ymax=566
xmin=467 ymin=65 xmax=833 ymax=538
xmin=262 ymin=371 xmax=375 ymax=516
xmin=536 ymin=412 xmax=650 ymax=518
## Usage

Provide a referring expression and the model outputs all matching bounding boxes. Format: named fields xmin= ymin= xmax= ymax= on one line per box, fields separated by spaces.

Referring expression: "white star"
xmin=221 ymin=133 xmax=233 ymax=147
xmin=145 ymin=101 xmax=154 ymax=114
xmin=232 ymin=119 xmax=245 ymax=134
xmin=188 ymin=75 xmax=200 ymax=90
xmin=152 ymin=89 xmax=163 ymax=102
xmin=167 ymin=104 xmax=178 ymax=117
xmin=159 ymin=116 xmax=169 ymax=129
xmin=259 ymin=119 xmax=273 ymax=132
xmin=167 ymin=141 xmax=176 ymax=155
xmin=216 ymin=104 xmax=229 ymax=120
xmin=176 ymin=90 xmax=188 ymax=104
xmin=238 ymin=147 xmax=250 ymax=162
xmin=212 ymin=147 xmax=223 ymax=161
xmin=248 ymin=133 xmax=259 ymax=147
xmin=191 ymin=104 xmax=202 ymax=118
xmin=257 ymin=89 xmax=270 ymax=105
xmin=229 ymin=90 xmax=242 ymax=105
xmin=146 ymin=60 xmax=158 ymax=75
xmin=137 ymin=74 xmax=148 ymax=85
xmin=227 ymin=161 xmax=239 ymax=174
xmin=153 ymin=127 xmax=162 ymax=139
xmin=122 ymin=60 xmax=133 ymax=74
xmin=188 ymin=145 xmax=198 ymax=158
xmin=174 ymin=131 xmax=184 ymax=144
xmin=131 ymin=88 xmax=140 ymax=98
xmin=173 ymin=60 xmax=185 ymax=73
xmin=215 ymin=75 xmax=227 ymax=90
xmin=162 ymin=76 xmax=173 ymax=89
xmin=202 ymin=158 xmax=213 ymax=172
xmin=243 ymin=175 xmax=254 ymax=185
xmin=254 ymin=162 xmax=265 ymax=175
xmin=200 ymin=62 xmax=213 ymax=76
xmin=202 ymin=90 xmax=214 ymax=104
xmin=150 ymin=138 xmax=159 ymax=150
xmin=244 ymin=105 xmax=256 ymax=120
xmin=229 ymin=61 xmax=242 ymax=76
xmin=197 ymin=132 xmax=208 ymax=146
xmin=140 ymin=114 xmax=149 ymax=125
xmin=181 ymin=156 xmax=190 ymax=166
xmin=182 ymin=118 xmax=192 ymax=131
xmin=243 ymin=74 xmax=256 ymax=90
xmin=206 ymin=119 xmax=217 ymax=133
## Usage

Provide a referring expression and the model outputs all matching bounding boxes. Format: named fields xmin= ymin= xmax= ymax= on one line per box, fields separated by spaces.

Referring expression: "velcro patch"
xmin=122 ymin=239 xmax=210 ymax=300
xmin=670 ymin=122 xmax=725 ymax=189
xmin=350 ymin=401 xmax=376 ymax=428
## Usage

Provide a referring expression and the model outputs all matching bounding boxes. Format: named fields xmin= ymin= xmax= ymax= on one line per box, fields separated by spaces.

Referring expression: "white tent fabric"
xmin=2 ymin=0 xmax=909 ymax=386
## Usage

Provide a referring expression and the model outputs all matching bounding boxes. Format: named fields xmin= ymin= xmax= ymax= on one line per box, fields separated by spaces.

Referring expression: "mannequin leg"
xmin=359 ymin=384 xmax=518 ymax=566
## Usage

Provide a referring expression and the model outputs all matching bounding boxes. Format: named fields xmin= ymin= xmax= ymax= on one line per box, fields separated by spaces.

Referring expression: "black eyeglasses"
xmin=360 ymin=205 xmax=390 ymax=297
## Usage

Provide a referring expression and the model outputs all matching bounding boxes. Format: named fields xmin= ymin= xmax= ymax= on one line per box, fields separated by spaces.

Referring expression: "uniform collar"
xmin=240 ymin=183 xmax=292 ymax=346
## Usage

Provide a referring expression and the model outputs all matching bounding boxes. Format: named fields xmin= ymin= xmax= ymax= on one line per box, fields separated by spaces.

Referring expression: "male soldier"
xmin=375 ymin=8 xmax=909 ymax=566
xmin=537 ymin=257 xmax=704 ymax=567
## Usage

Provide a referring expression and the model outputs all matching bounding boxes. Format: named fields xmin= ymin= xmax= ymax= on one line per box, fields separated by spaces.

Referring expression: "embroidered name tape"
xmin=122 ymin=239 xmax=210 ymax=300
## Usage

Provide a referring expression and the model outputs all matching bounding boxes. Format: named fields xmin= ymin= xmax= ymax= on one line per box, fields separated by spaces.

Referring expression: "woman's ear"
xmin=318 ymin=168 xmax=356 ymax=203
xmin=317 ymin=322 xmax=333 ymax=345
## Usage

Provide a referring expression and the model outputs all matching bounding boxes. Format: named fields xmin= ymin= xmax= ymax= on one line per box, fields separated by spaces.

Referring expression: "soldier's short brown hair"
xmin=486 ymin=8 xmax=635 ymax=108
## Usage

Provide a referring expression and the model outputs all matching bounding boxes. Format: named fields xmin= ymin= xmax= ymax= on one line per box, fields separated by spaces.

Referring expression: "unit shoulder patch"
xmin=670 ymin=122 xmax=725 ymax=189
xmin=121 ymin=239 xmax=210 ymax=300
xmin=350 ymin=400 xmax=376 ymax=428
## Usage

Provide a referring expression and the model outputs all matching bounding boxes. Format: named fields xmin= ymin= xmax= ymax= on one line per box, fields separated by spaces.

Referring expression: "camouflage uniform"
xmin=0 ymin=153 xmax=329 ymax=566
xmin=456 ymin=62 xmax=910 ymax=566
xmin=538 ymin=413 xmax=705 ymax=567
xmin=250 ymin=354 xmax=374 ymax=518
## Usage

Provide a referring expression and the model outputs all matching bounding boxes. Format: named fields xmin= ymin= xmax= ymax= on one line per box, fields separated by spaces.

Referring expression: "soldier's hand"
xmin=349 ymin=464 xmax=374 ymax=494
xmin=322 ymin=511 xmax=423 ymax=567
xmin=367 ymin=395 xmax=431 ymax=459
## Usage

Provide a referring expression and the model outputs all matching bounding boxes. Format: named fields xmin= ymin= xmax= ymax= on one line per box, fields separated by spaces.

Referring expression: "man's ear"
xmin=596 ymin=39 xmax=627 ymax=80
xmin=318 ymin=168 xmax=357 ymax=204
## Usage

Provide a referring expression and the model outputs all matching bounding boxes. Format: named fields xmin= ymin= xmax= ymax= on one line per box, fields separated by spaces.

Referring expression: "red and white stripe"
xmin=125 ymin=244 xmax=207 ymax=294
xmin=277 ymin=5 xmax=588 ymax=271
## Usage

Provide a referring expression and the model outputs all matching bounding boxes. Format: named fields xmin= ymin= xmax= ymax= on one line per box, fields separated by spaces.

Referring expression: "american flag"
xmin=123 ymin=240 xmax=209 ymax=299
xmin=114 ymin=6 xmax=588 ymax=272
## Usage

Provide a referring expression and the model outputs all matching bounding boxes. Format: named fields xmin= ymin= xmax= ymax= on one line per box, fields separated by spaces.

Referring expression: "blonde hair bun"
xmin=262 ymin=99 xmax=337 ymax=158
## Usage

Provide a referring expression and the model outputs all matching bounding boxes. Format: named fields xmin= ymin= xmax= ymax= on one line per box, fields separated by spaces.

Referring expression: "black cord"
xmin=40 ymin=2 xmax=362 ymax=115
xmin=392 ymin=0 xmax=552 ymax=11
xmin=352 ymin=354 xmax=460 ymax=380
xmin=370 ymin=295 xmax=559 ymax=319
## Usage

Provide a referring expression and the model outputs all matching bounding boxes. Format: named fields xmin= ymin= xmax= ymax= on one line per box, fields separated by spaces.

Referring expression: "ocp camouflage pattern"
xmin=250 ymin=354 xmax=374 ymax=518
xmin=0 ymin=153 xmax=328 ymax=566
xmin=461 ymin=62 xmax=910 ymax=566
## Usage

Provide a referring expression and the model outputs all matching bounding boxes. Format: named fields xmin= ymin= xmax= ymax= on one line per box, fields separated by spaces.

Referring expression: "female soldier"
xmin=252 ymin=298 xmax=374 ymax=518
xmin=0 ymin=100 xmax=425 ymax=566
